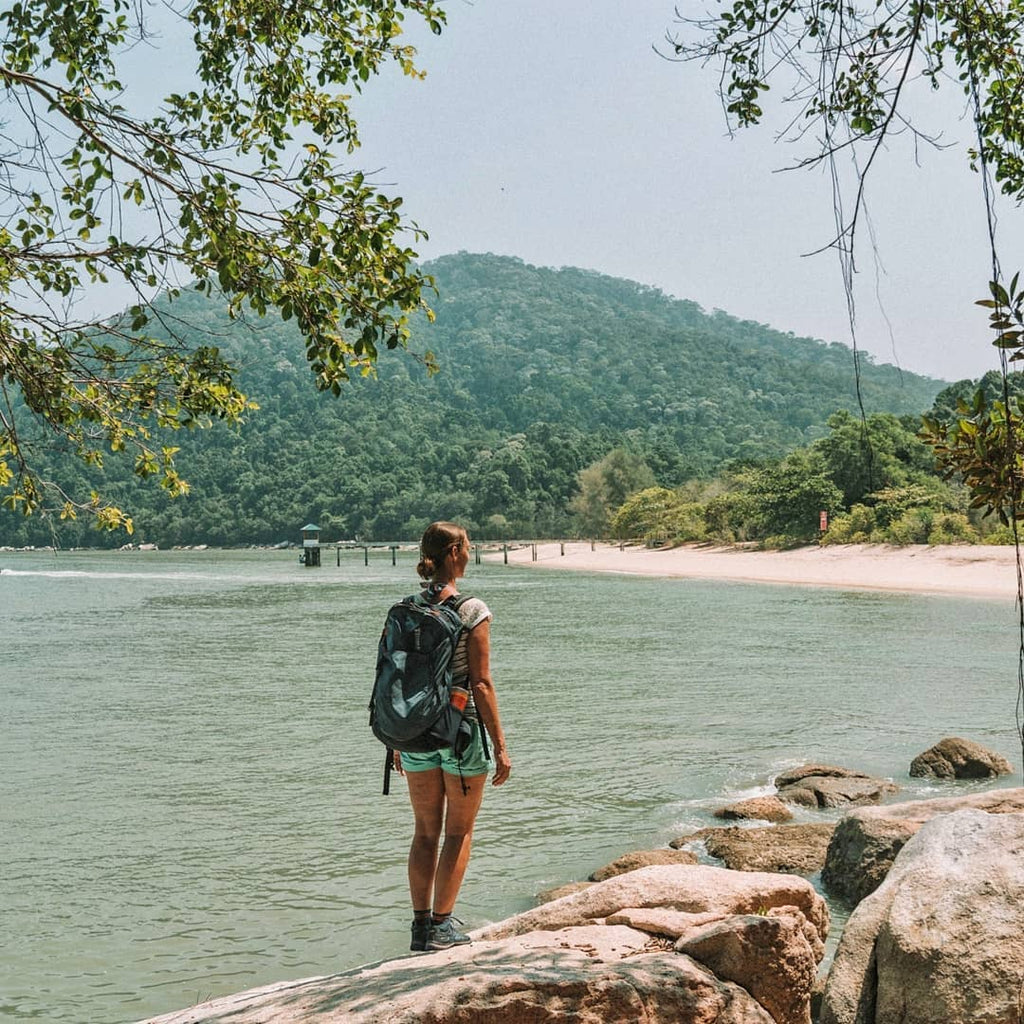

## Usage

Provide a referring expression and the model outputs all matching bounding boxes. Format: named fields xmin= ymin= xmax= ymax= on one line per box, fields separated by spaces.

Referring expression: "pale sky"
xmin=347 ymin=0 xmax=1023 ymax=383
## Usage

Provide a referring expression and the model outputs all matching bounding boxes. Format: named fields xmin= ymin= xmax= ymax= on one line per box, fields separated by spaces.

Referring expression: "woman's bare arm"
xmin=467 ymin=619 xmax=511 ymax=785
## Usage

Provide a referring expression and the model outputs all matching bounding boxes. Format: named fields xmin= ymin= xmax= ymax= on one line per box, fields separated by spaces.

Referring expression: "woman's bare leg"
xmin=432 ymin=772 xmax=486 ymax=916
xmin=405 ymin=768 xmax=445 ymax=910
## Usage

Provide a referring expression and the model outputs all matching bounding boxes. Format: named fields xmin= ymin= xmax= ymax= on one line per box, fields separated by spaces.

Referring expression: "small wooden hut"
xmin=301 ymin=523 xmax=321 ymax=567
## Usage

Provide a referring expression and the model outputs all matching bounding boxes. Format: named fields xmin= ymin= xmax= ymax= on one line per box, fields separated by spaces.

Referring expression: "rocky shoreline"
xmin=143 ymin=738 xmax=1022 ymax=1024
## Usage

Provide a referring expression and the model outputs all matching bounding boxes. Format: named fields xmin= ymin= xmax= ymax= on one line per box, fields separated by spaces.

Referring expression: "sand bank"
xmin=491 ymin=542 xmax=1020 ymax=600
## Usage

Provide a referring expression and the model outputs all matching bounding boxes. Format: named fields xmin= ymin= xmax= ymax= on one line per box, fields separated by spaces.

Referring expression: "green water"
xmin=1 ymin=548 xmax=1019 ymax=1022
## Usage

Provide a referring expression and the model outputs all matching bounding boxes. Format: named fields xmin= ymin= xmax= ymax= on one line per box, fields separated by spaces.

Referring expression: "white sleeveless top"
xmin=451 ymin=596 xmax=492 ymax=721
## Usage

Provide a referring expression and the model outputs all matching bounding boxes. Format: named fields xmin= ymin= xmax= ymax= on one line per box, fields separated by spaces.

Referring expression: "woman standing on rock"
xmin=394 ymin=521 xmax=512 ymax=952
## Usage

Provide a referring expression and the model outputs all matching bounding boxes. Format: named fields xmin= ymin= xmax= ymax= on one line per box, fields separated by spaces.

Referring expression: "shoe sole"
xmin=426 ymin=938 xmax=471 ymax=951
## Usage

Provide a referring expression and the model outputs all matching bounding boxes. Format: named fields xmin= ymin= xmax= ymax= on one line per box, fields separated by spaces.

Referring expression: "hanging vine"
xmin=668 ymin=0 xmax=1024 ymax=767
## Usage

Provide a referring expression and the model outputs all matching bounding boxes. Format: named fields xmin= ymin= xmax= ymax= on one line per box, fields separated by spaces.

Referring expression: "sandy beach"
xmin=492 ymin=541 xmax=1021 ymax=600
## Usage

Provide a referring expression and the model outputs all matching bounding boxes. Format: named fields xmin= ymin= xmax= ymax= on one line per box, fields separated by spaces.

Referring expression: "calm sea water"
xmin=1 ymin=548 xmax=1020 ymax=1023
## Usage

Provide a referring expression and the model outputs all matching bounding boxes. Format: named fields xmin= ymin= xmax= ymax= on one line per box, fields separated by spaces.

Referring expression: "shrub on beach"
xmin=981 ymin=524 xmax=1016 ymax=545
xmin=927 ymin=513 xmax=975 ymax=546
xmin=887 ymin=508 xmax=935 ymax=545
xmin=821 ymin=505 xmax=877 ymax=545
xmin=610 ymin=488 xmax=709 ymax=545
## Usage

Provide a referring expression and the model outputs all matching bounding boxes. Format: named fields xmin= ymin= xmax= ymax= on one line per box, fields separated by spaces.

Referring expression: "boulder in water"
xmin=672 ymin=823 xmax=836 ymax=875
xmin=909 ymin=736 xmax=1013 ymax=779
xmin=775 ymin=764 xmax=898 ymax=808
xmin=714 ymin=796 xmax=793 ymax=823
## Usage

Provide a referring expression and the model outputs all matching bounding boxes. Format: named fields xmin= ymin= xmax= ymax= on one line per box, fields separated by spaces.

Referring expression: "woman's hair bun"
xmin=417 ymin=521 xmax=465 ymax=580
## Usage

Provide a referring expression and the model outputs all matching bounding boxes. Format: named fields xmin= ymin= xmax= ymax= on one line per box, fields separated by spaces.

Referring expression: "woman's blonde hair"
xmin=417 ymin=521 xmax=467 ymax=580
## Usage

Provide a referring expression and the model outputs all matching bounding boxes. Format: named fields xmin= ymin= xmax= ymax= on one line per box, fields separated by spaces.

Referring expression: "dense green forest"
xmin=609 ymin=385 xmax=1021 ymax=550
xmin=1 ymin=252 xmax=949 ymax=548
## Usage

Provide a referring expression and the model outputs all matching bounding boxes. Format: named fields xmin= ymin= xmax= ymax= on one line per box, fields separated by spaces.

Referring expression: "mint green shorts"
xmin=400 ymin=722 xmax=489 ymax=777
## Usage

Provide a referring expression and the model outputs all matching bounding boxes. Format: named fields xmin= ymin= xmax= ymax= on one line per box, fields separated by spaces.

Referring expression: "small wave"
xmin=0 ymin=568 xmax=217 ymax=582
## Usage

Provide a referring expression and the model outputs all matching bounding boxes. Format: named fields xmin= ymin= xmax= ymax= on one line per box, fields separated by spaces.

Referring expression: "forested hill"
xmin=2 ymin=252 xmax=944 ymax=547
xmin=421 ymin=253 xmax=939 ymax=439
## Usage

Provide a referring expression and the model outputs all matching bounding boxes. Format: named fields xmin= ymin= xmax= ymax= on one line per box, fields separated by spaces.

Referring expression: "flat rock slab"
xmin=607 ymin=908 xmax=730 ymax=940
xmin=144 ymin=925 xmax=775 ymax=1024
xmin=475 ymin=864 xmax=829 ymax=945
xmin=838 ymin=786 xmax=1024 ymax=825
xmin=775 ymin=764 xmax=869 ymax=786
xmin=672 ymin=824 xmax=836 ymax=875
xmin=142 ymin=861 xmax=832 ymax=1024
xmin=778 ymin=775 xmax=898 ymax=809
xmin=714 ymin=796 xmax=794 ymax=823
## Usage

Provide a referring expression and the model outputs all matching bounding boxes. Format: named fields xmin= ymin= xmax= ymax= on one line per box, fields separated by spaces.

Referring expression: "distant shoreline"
xmin=490 ymin=541 xmax=1020 ymax=600
xmin=3 ymin=541 xmax=1017 ymax=600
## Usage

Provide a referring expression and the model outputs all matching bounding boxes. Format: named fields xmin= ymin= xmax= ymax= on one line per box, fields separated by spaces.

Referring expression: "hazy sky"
xmin=347 ymin=0 xmax=1023 ymax=383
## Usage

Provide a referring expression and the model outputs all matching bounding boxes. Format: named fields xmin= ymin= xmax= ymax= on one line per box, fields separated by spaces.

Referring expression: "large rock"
xmin=145 ymin=866 xmax=829 ymax=1024
xmin=475 ymin=864 xmax=830 ymax=946
xmin=144 ymin=925 xmax=777 ymax=1023
xmin=589 ymin=848 xmax=698 ymax=881
xmin=909 ymin=736 xmax=1014 ymax=779
xmin=820 ymin=808 xmax=1024 ymax=1024
xmin=821 ymin=816 xmax=919 ymax=905
xmin=775 ymin=764 xmax=898 ymax=808
xmin=672 ymin=823 xmax=836 ymax=875
xmin=677 ymin=912 xmax=818 ymax=1024
xmin=606 ymin=908 xmax=730 ymax=940
xmin=821 ymin=787 xmax=1024 ymax=906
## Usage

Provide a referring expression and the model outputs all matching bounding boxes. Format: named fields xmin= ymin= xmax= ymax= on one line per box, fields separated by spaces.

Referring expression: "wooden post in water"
xmin=336 ymin=545 xmax=340 ymax=567
xmin=532 ymin=543 xmax=537 ymax=562
xmin=474 ymin=544 xmax=480 ymax=565
xmin=560 ymin=542 xmax=565 ymax=556
xmin=390 ymin=545 xmax=398 ymax=566
xmin=363 ymin=546 xmax=369 ymax=567
xmin=503 ymin=544 xmax=508 ymax=565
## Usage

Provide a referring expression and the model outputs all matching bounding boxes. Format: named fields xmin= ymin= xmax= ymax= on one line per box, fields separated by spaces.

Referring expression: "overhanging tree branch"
xmin=0 ymin=0 xmax=447 ymax=530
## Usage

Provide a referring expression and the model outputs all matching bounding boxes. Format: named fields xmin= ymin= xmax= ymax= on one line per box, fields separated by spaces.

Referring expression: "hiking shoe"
xmin=410 ymin=919 xmax=431 ymax=952
xmin=426 ymin=916 xmax=471 ymax=950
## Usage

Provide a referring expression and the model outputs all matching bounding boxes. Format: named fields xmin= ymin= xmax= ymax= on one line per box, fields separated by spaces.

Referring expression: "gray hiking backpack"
xmin=370 ymin=592 xmax=477 ymax=793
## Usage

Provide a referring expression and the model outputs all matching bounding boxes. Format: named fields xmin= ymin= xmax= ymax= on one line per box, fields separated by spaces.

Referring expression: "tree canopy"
xmin=0 ymin=0 xmax=443 ymax=530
